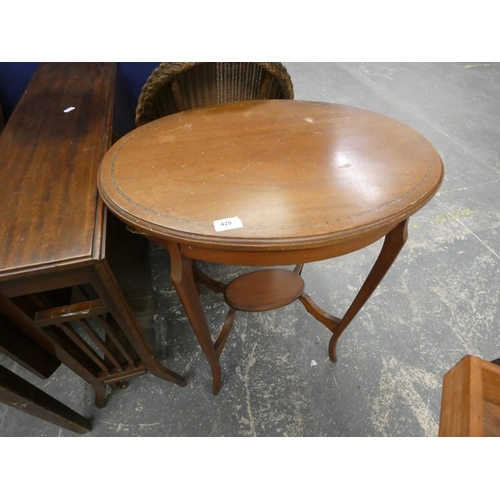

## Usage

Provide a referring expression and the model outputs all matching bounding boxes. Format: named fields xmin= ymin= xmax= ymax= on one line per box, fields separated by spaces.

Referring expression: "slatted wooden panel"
xmin=21 ymin=286 xmax=145 ymax=385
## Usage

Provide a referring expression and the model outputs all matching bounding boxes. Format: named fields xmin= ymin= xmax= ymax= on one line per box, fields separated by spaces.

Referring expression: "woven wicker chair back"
xmin=135 ymin=62 xmax=294 ymax=127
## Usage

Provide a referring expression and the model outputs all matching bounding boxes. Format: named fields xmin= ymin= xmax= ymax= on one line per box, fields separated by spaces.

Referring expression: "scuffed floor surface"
xmin=2 ymin=62 xmax=500 ymax=436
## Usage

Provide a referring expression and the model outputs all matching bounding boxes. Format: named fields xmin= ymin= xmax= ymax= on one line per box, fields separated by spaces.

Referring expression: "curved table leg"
xmin=193 ymin=264 xmax=226 ymax=294
xmin=328 ymin=219 xmax=409 ymax=361
xmin=167 ymin=243 xmax=222 ymax=395
xmin=299 ymin=293 xmax=341 ymax=333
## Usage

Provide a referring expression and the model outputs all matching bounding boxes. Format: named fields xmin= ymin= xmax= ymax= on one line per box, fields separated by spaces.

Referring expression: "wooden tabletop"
xmin=0 ymin=63 xmax=116 ymax=278
xmin=98 ymin=100 xmax=443 ymax=251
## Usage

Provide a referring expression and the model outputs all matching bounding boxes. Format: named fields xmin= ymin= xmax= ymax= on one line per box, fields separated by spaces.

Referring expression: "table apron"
xmin=165 ymin=222 xmax=401 ymax=266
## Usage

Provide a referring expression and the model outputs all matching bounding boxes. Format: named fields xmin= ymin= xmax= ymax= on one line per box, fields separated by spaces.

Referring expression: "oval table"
xmin=98 ymin=100 xmax=444 ymax=395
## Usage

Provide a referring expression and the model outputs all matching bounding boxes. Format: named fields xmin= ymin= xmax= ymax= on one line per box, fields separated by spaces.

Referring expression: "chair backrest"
xmin=135 ymin=62 xmax=294 ymax=127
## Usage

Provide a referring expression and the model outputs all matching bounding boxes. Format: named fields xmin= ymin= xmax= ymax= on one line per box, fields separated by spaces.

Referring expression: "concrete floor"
xmin=1 ymin=62 xmax=500 ymax=437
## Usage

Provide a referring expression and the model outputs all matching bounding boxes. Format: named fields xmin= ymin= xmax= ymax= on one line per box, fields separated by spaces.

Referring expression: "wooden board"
xmin=439 ymin=355 xmax=500 ymax=437
xmin=0 ymin=63 xmax=115 ymax=277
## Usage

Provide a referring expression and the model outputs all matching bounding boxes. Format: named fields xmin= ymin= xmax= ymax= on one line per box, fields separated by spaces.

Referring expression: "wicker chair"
xmin=134 ymin=62 xmax=301 ymax=322
xmin=135 ymin=62 xmax=294 ymax=127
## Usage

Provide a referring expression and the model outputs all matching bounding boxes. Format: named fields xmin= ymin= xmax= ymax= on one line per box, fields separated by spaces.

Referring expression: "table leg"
xmin=0 ymin=294 xmax=109 ymax=409
xmin=93 ymin=263 xmax=187 ymax=388
xmin=0 ymin=364 xmax=92 ymax=434
xmin=328 ymin=219 xmax=409 ymax=361
xmin=167 ymin=243 xmax=222 ymax=395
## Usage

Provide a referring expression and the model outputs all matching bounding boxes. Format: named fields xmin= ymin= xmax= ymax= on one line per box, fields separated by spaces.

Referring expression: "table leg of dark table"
xmin=0 ymin=364 xmax=92 ymax=434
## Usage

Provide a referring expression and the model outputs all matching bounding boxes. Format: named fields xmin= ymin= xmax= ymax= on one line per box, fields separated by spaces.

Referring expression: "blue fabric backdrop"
xmin=0 ymin=62 xmax=161 ymax=123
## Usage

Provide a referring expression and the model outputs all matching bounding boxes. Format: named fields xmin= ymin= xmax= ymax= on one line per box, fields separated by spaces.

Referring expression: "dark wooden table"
xmin=1 ymin=97 xmax=92 ymax=434
xmin=0 ymin=63 xmax=186 ymax=413
xmin=98 ymin=100 xmax=444 ymax=395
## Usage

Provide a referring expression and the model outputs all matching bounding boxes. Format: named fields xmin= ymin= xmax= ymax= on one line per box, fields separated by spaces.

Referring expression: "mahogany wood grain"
xmin=0 ymin=63 xmax=186 ymax=419
xmin=100 ymin=100 xmax=442 ymax=251
xmin=33 ymin=299 xmax=108 ymax=327
xmin=98 ymin=100 xmax=444 ymax=394
xmin=0 ymin=63 xmax=114 ymax=274
xmin=224 ymin=269 xmax=304 ymax=312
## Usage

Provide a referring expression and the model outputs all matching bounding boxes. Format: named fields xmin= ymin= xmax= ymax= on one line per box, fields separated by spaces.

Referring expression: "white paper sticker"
xmin=213 ymin=216 xmax=243 ymax=232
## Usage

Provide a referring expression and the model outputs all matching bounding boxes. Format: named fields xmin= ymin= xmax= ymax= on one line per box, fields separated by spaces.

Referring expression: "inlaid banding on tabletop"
xmin=98 ymin=100 xmax=443 ymax=247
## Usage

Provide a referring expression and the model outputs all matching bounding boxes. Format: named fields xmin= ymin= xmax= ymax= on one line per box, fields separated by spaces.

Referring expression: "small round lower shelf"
xmin=224 ymin=269 xmax=304 ymax=312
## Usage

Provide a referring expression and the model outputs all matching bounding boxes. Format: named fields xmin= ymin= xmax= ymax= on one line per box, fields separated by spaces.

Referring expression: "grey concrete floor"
xmin=2 ymin=62 xmax=500 ymax=437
